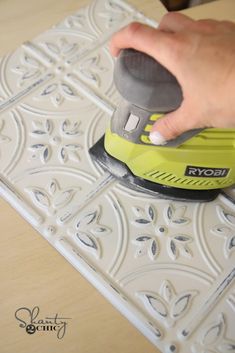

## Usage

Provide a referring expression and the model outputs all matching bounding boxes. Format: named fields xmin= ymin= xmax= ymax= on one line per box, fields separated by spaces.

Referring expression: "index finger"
xmin=109 ymin=22 xmax=180 ymax=74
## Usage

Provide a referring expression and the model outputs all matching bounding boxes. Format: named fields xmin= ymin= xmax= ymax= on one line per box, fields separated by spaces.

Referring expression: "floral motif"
xmin=164 ymin=204 xmax=190 ymax=226
xmin=14 ymin=37 xmax=83 ymax=106
xmin=137 ymin=280 xmax=197 ymax=328
xmin=39 ymin=37 xmax=82 ymax=107
xmin=211 ymin=205 xmax=235 ymax=258
xmin=29 ymin=119 xmax=83 ymax=164
xmin=0 ymin=119 xmax=11 ymax=145
xmin=131 ymin=204 xmax=192 ymax=261
xmin=25 ymin=178 xmax=80 ymax=216
xmin=191 ymin=313 xmax=235 ymax=353
xmin=42 ymin=37 xmax=79 ymax=58
xmin=39 ymin=82 xmax=79 ymax=107
xmin=227 ymin=294 xmax=235 ymax=312
xmin=98 ymin=0 xmax=128 ymax=28
xmin=167 ymin=234 xmax=192 ymax=261
xmin=76 ymin=55 xmax=106 ymax=87
xmin=69 ymin=206 xmax=111 ymax=259
xmin=12 ymin=54 xmax=44 ymax=87
xmin=63 ymin=13 xmax=85 ymax=28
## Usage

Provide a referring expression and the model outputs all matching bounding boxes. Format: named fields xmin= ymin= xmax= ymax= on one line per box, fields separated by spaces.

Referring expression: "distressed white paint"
xmin=0 ymin=1 xmax=234 ymax=352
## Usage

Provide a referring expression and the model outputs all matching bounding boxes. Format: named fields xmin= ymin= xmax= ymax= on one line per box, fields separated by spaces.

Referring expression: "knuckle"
xmin=194 ymin=19 xmax=217 ymax=32
xmin=168 ymin=34 xmax=188 ymax=60
xmin=125 ymin=22 xmax=143 ymax=40
xmin=160 ymin=12 xmax=175 ymax=26
xmin=219 ymin=20 xmax=235 ymax=31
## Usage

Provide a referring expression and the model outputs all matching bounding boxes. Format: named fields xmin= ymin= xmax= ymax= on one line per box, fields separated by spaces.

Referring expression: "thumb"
xmin=149 ymin=106 xmax=196 ymax=145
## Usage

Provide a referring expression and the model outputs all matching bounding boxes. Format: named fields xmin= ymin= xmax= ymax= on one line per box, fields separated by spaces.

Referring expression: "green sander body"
xmin=90 ymin=49 xmax=235 ymax=202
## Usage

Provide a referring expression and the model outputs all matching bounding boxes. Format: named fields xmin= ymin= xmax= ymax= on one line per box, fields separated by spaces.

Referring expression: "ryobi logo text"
xmin=185 ymin=166 xmax=229 ymax=178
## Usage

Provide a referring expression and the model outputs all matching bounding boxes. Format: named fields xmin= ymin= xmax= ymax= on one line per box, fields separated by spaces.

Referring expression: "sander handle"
xmin=112 ymin=48 xmax=203 ymax=147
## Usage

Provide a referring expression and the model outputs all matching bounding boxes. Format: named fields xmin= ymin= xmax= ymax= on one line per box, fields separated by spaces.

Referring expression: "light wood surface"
xmin=0 ymin=1 xmax=234 ymax=353
xmin=182 ymin=0 xmax=235 ymax=20
xmin=0 ymin=0 xmax=166 ymax=56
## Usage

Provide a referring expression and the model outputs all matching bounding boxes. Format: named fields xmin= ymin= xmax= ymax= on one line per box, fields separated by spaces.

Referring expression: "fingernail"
xmin=149 ymin=131 xmax=167 ymax=145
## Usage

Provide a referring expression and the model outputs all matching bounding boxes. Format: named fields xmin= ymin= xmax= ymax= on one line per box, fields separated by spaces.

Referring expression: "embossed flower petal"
xmin=12 ymin=55 xmax=42 ymax=85
xmin=148 ymin=239 xmax=159 ymax=260
xmin=166 ymin=204 xmax=173 ymax=222
xmin=0 ymin=134 xmax=11 ymax=143
xmin=173 ymin=235 xmax=193 ymax=258
xmin=90 ymin=225 xmax=111 ymax=236
xmin=44 ymin=42 xmax=60 ymax=55
xmin=78 ymin=56 xmax=106 ymax=86
xmin=172 ymin=217 xmax=190 ymax=225
xmin=134 ymin=218 xmax=151 ymax=225
xmin=201 ymin=314 xmax=225 ymax=346
xmin=132 ymin=206 xmax=145 ymax=218
xmin=61 ymin=120 xmax=82 ymax=136
xmin=65 ymin=14 xmax=85 ymax=28
xmin=173 ymin=235 xmax=192 ymax=243
xmin=41 ymin=146 xmax=50 ymax=163
xmin=181 ymin=245 xmax=192 ymax=258
xmin=53 ymin=92 xmax=64 ymax=106
xmin=165 ymin=204 xmax=190 ymax=225
xmin=146 ymin=204 xmax=156 ymax=222
xmin=30 ymin=144 xmax=44 ymax=151
xmin=76 ymin=209 xmax=98 ymax=229
xmin=170 ymin=291 xmax=197 ymax=319
xmin=211 ymin=225 xmax=231 ymax=237
xmin=99 ymin=1 xmax=126 ymax=27
xmin=45 ymin=119 xmax=53 ymax=134
xmin=61 ymin=42 xmax=78 ymax=56
xmin=160 ymin=280 xmax=175 ymax=304
xmin=218 ymin=340 xmax=235 ymax=353
xmin=12 ymin=65 xmax=24 ymax=74
xmin=60 ymin=147 xmax=68 ymax=163
xmin=75 ymin=231 xmax=100 ymax=258
xmin=53 ymin=189 xmax=75 ymax=209
xmin=138 ymin=292 xmax=168 ymax=320
xmin=31 ymin=129 xmax=47 ymax=135
xmin=32 ymin=120 xmax=44 ymax=131
xmin=133 ymin=236 xmax=151 ymax=257
xmin=135 ymin=235 xmax=152 ymax=242
xmin=64 ymin=144 xmax=82 ymax=162
xmin=48 ymin=179 xmax=58 ymax=195
xmin=222 ymin=211 xmax=235 ymax=226
xmin=60 ymin=83 xmax=76 ymax=97
xmin=27 ymin=188 xmax=50 ymax=209
xmin=168 ymin=235 xmax=193 ymax=260
xmin=24 ymin=55 xmax=40 ymax=68
xmin=80 ymin=68 xmax=99 ymax=86
xmin=41 ymin=83 xmax=58 ymax=96
xmin=217 ymin=205 xmax=235 ymax=226
xmin=168 ymin=240 xmax=178 ymax=260
xmin=0 ymin=121 xmax=10 ymax=143
xmin=106 ymin=0 xmax=124 ymax=12
xmin=22 ymin=70 xmax=40 ymax=81
xmin=225 ymin=235 xmax=235 ymax=258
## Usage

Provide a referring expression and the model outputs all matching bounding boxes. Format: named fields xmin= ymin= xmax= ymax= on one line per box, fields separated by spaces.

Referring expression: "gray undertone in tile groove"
xmin=0 ymin=1 xmax=234 ymax=352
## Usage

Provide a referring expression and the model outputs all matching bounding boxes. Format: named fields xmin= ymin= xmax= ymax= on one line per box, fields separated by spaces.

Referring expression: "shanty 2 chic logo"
xmin=15 ymin=306 xmax=71 ymax=339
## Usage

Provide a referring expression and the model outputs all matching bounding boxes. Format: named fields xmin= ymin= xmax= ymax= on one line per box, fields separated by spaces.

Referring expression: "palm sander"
xmin=90 ymin=49 xmax=235 ymax=202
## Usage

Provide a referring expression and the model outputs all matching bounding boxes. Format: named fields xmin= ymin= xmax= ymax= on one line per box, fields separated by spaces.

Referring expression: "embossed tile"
xmin=0 ymin=1 xmax=234 ymax=352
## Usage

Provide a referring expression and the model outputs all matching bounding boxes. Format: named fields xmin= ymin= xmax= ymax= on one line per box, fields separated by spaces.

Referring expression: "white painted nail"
xmin=149 ymin=131 xmax=167 ymax=145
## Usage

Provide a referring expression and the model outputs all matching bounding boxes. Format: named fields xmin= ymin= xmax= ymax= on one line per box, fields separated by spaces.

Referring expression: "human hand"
xmin=110 ymin=13 xmax=235 ymax=145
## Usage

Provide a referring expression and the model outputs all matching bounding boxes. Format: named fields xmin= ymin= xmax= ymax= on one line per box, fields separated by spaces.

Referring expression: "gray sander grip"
xmin=112 ymin=48 xmax=202 ymax=147
xmin=114 ymin=48 xmax=183 ymax=112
